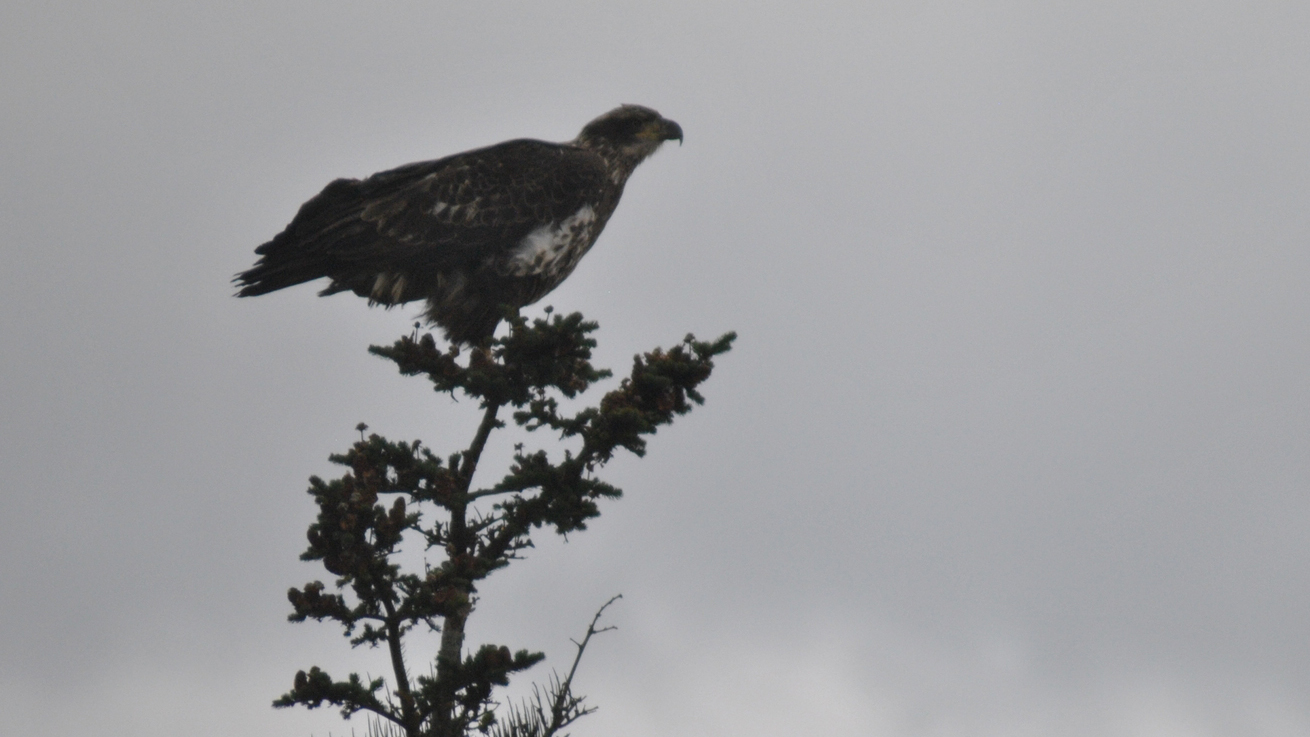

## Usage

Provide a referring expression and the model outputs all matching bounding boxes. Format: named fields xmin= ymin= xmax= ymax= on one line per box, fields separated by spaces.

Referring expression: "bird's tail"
xmin=233 ymin=241 xmax=325 ymax=297
xmin=234 ymin=178 xmax=366 ymax=297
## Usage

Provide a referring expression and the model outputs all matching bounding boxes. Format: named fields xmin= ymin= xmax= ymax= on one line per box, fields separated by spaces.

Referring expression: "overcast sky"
xmin=3 ymin=2 xmax=1309 ymax=735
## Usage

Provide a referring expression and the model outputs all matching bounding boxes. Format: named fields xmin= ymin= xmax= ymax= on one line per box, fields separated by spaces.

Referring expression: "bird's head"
xmin=575 ymin=105 xmax=682 ymax=165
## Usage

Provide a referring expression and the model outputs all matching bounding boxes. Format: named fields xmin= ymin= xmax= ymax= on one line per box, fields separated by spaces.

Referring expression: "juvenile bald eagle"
xmin=235 ymin=105 xmax=682 ymax=344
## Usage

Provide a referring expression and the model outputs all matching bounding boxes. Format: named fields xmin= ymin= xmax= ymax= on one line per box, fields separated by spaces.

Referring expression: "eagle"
xmin=235 ymin=105 xmax=683 ymax=344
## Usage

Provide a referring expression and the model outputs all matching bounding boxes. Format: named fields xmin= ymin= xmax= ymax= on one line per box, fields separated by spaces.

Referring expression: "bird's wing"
xmin=290 ymin=139 xmax=606 ymax=266
xmin=236 ymin=139 xmax=610 ymax=297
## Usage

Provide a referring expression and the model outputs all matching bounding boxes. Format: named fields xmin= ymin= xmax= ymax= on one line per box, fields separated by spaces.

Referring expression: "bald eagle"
xmin=235 ymin=105 xmax=682 ymax=344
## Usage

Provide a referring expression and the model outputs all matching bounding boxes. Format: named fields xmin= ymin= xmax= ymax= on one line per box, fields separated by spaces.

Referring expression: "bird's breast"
xmin=504 ymin=204 xmax=599 ymax=279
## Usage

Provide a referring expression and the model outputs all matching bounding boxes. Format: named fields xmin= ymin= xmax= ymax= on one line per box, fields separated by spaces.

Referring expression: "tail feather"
xmin=233 ymin=246 xmax=327 ymax=296
xmin=234 ymin=178 xmax=367 ymax=297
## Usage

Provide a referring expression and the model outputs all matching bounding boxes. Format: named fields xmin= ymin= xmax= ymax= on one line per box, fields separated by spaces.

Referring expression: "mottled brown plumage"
xmin=235 ymin=105 xmax=682 ymax=344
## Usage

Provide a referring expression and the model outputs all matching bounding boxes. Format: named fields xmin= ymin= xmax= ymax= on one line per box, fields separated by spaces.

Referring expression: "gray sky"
xmin=3 ymin=2 xmax=1309 ymax=735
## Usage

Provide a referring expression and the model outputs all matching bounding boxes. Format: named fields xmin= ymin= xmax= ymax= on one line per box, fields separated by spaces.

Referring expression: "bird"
xmin=234 ymin=105 xmax=683 ymax=345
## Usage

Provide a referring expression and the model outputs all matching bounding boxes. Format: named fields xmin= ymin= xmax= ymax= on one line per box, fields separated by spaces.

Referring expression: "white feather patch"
xmin=370 ymin=272 xmax=408 ymax=303
xmin=508 ymin=204 xmax=598 ymax=276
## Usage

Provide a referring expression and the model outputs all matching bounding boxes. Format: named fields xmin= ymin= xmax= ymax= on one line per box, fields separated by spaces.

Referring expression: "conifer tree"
xmin=274 ymin=310 xmax=734 ymax=737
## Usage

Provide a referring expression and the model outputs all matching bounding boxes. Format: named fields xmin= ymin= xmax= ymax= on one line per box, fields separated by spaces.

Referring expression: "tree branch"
xmin=459 ymin=402 xmax=502 ymax=487
xmin=381 ymin=597 xmax=418 ymax=734
xmin=547 ymin=596 xmax=618 ymax=733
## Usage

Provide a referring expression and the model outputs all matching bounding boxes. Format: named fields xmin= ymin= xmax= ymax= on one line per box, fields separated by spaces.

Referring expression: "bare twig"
xmin=555 ymin=594 xmax=622 ymax=717
xmin=488 ymin=595 xmax=621 ymax=737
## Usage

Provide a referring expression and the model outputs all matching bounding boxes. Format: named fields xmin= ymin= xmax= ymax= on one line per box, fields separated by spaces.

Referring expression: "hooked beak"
xmin=641 ymin=117 xmax=683 ymax=145
xmin=661 ymin=118 xmax=683 ymax=145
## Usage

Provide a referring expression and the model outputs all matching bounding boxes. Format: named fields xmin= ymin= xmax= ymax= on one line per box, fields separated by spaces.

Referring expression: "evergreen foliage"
xmin=274 ymin=311 xmax=734 ymax=737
